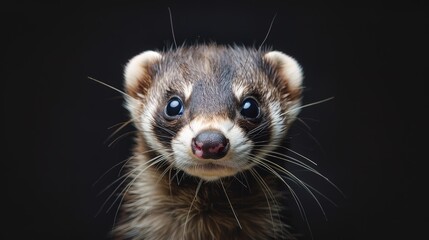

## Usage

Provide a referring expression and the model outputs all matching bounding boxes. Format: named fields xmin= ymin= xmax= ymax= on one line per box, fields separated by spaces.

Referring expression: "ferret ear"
xmin=124 ymin=50 xmax=162 ymax=99
xmin=264 ymin=51 xmax=303 ymax=101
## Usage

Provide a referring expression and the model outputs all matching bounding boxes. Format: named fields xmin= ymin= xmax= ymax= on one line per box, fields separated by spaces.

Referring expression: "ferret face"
xmin=124 ymin=45 xmax=303 ymax=181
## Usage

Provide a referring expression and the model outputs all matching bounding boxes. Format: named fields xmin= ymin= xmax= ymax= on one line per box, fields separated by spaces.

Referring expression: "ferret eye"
xmin=164 ymin=96 xmax=184 ymax=119
xmin=240 ymin=97 xmax=260 ymax=119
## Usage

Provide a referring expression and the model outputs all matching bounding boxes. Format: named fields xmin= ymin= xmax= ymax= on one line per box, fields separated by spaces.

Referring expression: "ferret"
xmin=112 ymin=44 xmax=308 ymax=240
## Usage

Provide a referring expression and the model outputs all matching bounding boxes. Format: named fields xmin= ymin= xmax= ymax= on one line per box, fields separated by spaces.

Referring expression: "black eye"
xmin=240 ymin=97 xmax=260 ymax=119
xmin=165 ymin=96 xmax=184 ymax=118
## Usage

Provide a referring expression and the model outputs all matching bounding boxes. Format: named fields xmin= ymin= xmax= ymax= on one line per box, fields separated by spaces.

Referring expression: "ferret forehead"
xmin=160 ymin=45 xmax=263 ymax=70
xmin=148 ymin=45 xmax=279 ymax=112
xmin=156 ymin=46 xmax=268 ymax=88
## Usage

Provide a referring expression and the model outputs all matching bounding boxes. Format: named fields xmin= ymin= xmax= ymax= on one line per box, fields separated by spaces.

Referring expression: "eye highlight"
xmin=164 ymin=96 xmax=184 ymax=119
xmin=240 ymin=97 xmax=260 ymax=119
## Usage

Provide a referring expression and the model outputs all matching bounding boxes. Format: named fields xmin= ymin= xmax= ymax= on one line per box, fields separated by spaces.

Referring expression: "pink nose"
xmin=191 ymin=130 xmax=230 ymax=159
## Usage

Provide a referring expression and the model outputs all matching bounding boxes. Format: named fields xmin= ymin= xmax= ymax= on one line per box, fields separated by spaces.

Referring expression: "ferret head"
xmin=124 ymin=45 xmax=303 ymax=181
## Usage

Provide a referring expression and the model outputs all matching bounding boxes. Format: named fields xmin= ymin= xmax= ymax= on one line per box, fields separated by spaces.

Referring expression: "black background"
xmin=3 ymin=1 xmax=427 ymax=239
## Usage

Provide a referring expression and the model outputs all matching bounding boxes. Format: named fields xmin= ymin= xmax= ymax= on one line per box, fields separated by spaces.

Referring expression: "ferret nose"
xmin=191 ymin=130 xmax=230 ymax=159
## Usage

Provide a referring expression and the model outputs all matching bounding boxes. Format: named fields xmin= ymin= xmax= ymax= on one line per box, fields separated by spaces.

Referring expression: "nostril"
xmin=191 ymin=130 xmax=230 ymax=159
xmin=192 ymin=139 xmax=203 ymax=150
xmin=191 ymin=138 xmax=204 ymax=158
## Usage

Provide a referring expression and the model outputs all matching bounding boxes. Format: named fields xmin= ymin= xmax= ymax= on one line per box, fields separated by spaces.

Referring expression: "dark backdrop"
xmin=3 ymin=1 xmax=427 ymax=239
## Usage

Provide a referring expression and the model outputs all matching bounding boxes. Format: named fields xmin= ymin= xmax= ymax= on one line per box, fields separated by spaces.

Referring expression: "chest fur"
xmin=113 ymin=164 xmax=296 ymax=240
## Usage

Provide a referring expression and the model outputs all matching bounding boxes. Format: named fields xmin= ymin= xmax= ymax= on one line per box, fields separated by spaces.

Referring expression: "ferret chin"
xmin=112 ymin=44 xmax=305 ymax=240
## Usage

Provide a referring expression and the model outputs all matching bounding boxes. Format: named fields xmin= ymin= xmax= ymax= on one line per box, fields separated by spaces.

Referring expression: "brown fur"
xmin=113 ymin=44 xmax=303 ymax=240
xmin=113 ymin=136 xmax=295 ymax=239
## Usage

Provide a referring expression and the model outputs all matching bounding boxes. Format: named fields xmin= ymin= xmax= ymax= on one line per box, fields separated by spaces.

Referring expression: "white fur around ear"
xmin=124 ymin=50 xmax=162 ymax=97
xmin=264 ymin=51 xmax=303 ymax=92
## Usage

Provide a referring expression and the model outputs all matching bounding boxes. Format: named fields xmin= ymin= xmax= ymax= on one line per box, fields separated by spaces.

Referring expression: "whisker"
xmin=248 ymin=120 xmax=270 ymax=136
xmin=96 ymin=164 xmax=139 ymax=197
xmin=295 ymin=117 xmax=312 ymax=131
xmin=110 ymin=154 xmax=173 ymax=226
xmin=92 ymin=155 xmax=135 ymax=187
xmin=247 ymin=121 xmax=267 ymax=136
xmin=283 ymin=175 xmax=338 ymax=207
xmin=117 ymin=148 xmax=168 ymax=176
xmin=300 ymin=128 xmax=326 ymax=156
xmin=232 ymin=175 xmax=249 ymax=189
xmin=253 ymin=144 xmax=345 ymax=197
xmin=220 ymin=179 xmax=242 ymax=229
xmin=251 ymin=154 xmax=327 ymax=220
xmin=155 ymin=161 xmax=174 ymax=186
xmin=255 ymin=149 xmax=322 ymax=178
xmin=167 ymin=7 xmax=178 ymax=49
xmin=248 ymin=156 xmax=307 ymax=220
xmin=96 ymin=154 xmax=167 ymax=216
xmin=93 ymin=148 xmax=164 ymax=189
xmin=168 ymin=166 xmax=173 ymax=196
xmin=104 ymin=118 xmax=135 ymax=145
xmin=249 ymin=169 xmax=277 ymax=235
xmin=138 ymin=129 xmax=175 ymax=141
xmin=249 ymin=155 xmax=315 ymax=238
xmin=241 ymin=171 xmax=252 ymax=192
xmin=153 ymin=124 xmax=177 ymax=137
xmin=108 ymin=131 xmax=138 ymax=147
xmin=258 ymin=13 xmax=277 ymax=50
xmin=102 ymin=155 xmax=161 ymax=197
xmin=88 ymin=76 xmax=133 ymax=99
xmin=107 ymin=129 xmax=174 ymax=148
xmin=183 ymin=179 xmax=203 ymax=238
xmin=284 ymin=97 xmax=335 ymax=116
xmin=108 ymin=153 xmax=173 ymax=213
xmin=177 ymin=170 xmax=186 ymax=185
xmin=252 ymin=143 xmax=317 ymax=165
xmin=95 ymin=166 xmax=140 ymax=217
xmin=107 ymin=120 xmax=134 ymax=130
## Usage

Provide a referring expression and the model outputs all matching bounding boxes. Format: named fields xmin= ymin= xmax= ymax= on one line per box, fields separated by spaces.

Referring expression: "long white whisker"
xmin=284 ymin=97 xmax=334 ymax=116
xmin=183 ymin=179 xmax=203 ymax=238
xmin=256 ymin=148 xmax=319 ymax=172
xmin=96 ymin=164 xmax=139 ymax=197
xmin=155 ymin=161 xmax=175 ymax=186
xmin=97 ymin=154 xmax=167 ymax=216
xmin=252 ymin=143 xmax=317 ymax=165
xmin=92 ymin=155 xmax=135 ymax=187
xmin=248 ymin=120 xmax=270 ymax=136
xmin=248 ymin=156 xmax=307 ymax=220
xmin=249 ymin=169 xmax=277 ymax=235
xmin=220 ymin=179 xmax=242 ymax=229
xmin=252 ymin=154 xmax=327 ymax=220
xmin=108 ymin=131 xmax=138 ymax=147
xmin=104 ymin=118 xmax=135 ymax=145
xmin=233 ymin=175 xmax=249 ymax=189
xmin=256 ymin=149 xmax=329 ymax=182
xmin=153 ymin=124 xmax=177 ymax=137
xmin=249 ymin=155 xmax=314 ymax=238
xmin=295 ymin=117 xmax=312 ymax=131
xmin=253 ymin=144 xmax=345 ymax=197
xmin=88 ymin=76 xmax=132 ymax=99
xmin=108 ymin=128 xmax=174 ymax=148
xmin=117 ymin=148 xmax=167 ymax=176
xmin=95 ymin=166 xmax=140 ymax=217
xmin=110 ymin=153 xmax=173 ymax=226
xmin=258 ymin=13 xmax=277 ymax=50
xmin=168 ymin=7 xmax=178 ymax=49
xmin=282 ymin=175 xmax=338 ymax=207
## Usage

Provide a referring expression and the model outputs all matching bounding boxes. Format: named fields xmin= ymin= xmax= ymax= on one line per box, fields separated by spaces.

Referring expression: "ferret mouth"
xmin=198 ymin=163 xmax=229 ymax=170
xmin=183 ymin=163 xmax=238 ymax=181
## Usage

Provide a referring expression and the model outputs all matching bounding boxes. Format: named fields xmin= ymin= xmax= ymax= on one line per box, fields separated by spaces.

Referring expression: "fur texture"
xmin=113 ymin=44 xmax=304 ymax=240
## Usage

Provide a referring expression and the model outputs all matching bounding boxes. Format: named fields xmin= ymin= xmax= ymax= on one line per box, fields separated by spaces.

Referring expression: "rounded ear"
xmin=124 ymin=50 xmax=162 ymax=99
xmin=263 ymin=51 xmax=303 ymax=101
